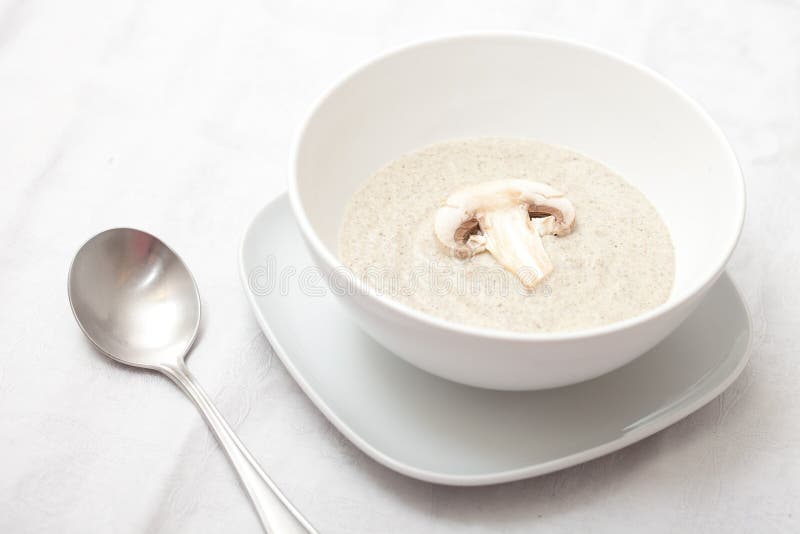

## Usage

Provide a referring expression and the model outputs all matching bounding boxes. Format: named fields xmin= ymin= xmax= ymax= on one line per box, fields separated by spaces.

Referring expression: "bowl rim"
xmin=288 ymin=31 xmax=746 ymax=342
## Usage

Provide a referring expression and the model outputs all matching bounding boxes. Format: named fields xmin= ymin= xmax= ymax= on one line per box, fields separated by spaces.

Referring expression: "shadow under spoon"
xmin=68 ymin=228 xmax=317 ymax=534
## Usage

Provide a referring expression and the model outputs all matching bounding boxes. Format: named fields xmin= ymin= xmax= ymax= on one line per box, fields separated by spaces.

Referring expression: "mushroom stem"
xmin=479 ymin=204 xmax=553 ymax=289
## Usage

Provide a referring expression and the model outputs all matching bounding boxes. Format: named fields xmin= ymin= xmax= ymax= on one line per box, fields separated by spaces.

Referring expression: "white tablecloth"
xmin=1 ymin=1 xmax=797 ymax=532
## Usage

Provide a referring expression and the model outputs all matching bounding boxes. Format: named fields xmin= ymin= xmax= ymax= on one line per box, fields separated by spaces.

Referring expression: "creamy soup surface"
xmin=338 ymin=138 xmax=675 ymax=333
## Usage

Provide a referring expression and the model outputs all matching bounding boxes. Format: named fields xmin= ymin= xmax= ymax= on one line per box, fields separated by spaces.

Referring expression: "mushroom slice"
xmin=434 ymin=179 xmax=576 ymax=288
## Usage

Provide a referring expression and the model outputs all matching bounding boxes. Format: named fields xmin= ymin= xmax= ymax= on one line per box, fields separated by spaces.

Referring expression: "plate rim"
xmin=238 ymin=192 xmax=753 ymax=486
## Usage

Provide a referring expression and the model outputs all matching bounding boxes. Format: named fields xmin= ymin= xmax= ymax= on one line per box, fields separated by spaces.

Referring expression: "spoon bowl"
xmin=68 ymin=228 xmax=200 ymax=368
xmin=68 ymin=228 xmax=316 ymax=533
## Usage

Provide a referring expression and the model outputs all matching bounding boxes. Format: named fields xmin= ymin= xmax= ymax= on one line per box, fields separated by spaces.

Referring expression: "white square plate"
xmin=239 ymin=194 xmax=751 ymax=486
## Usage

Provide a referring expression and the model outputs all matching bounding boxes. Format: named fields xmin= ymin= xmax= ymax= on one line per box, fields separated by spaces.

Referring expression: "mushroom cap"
xmin=434 ymin=205 xmax=487 ymax=258
xmin=434 ymin=179 xmax=576 ymax=256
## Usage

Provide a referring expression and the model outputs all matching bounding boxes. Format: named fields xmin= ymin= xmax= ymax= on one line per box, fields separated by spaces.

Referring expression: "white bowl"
xmin=289 ymin=33 xmax=745 ymax=391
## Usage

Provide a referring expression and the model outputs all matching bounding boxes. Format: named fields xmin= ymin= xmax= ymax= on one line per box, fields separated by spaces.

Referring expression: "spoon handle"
xmin=160 ymin=361 xmax=317 ymax=534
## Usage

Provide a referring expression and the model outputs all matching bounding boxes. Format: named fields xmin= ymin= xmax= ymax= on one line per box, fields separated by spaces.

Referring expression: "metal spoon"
xmin=68 ymin=228 xmax=316 ymax=534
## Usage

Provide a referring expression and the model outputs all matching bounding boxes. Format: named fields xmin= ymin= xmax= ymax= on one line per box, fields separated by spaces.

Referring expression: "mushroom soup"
xmin=338 ymin=138 xmax=675 ymax=333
